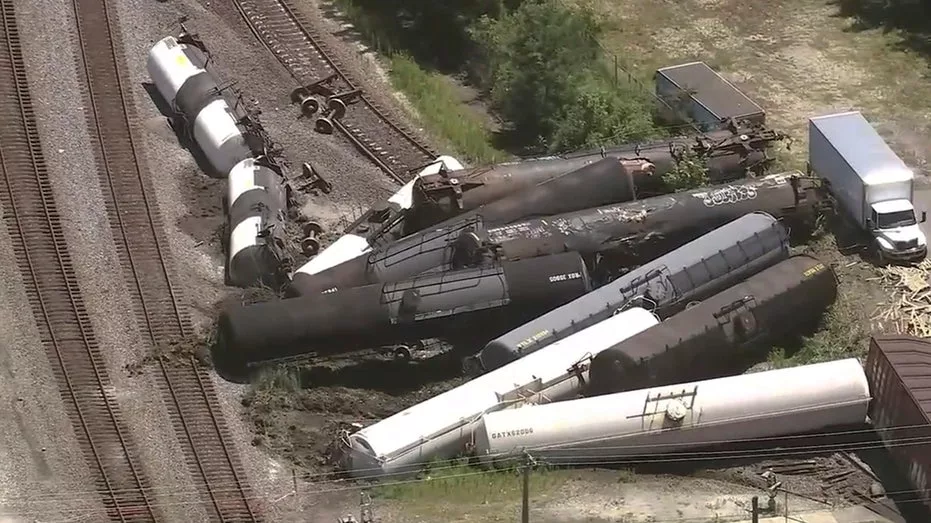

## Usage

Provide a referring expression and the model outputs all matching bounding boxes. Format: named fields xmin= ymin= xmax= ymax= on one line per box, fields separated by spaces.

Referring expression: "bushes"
xmin=471 ymin=0 xmax=657 ymax=153
xmin=338 ymin=0 xmax=659 ymax=157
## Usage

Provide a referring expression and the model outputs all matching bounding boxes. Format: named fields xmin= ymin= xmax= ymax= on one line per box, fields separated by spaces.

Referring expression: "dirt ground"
xmin=153 ymin=0 xmax=931 ymax=521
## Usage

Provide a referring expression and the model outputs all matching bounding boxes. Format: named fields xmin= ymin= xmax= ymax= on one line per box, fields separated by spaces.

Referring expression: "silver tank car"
xmin=215 ymin=251 xmax=591 ymax=369
xmin=587 ymin=254 xmax=839 ymax=396
xmin=146 ymin=35 xmax=251 ymax=177
xmin=474 ymin=359 xmax=870 ymax=466
xmin=476 ymin=211 xmax=791 ymax=372
xmin=226 ymin=157 xmax=290 ymax=288
xmin=288 ymin=157 xmax=653 ymax=296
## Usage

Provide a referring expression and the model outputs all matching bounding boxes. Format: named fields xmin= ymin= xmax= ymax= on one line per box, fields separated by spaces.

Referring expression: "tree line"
xmin=341 ymin=0 xmax=661 ymax=154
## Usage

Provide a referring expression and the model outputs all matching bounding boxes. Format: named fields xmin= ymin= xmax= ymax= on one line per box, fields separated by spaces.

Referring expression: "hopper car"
xmin=287 ymin=157 xmax=656 ymax=296
xmin=298 ymin=122 xmax=787 ymax=282
xmin=293 ymin=172 xmax=819 ymax=296
xmin=215 ymin=251 xmax=591 ymax=369
xmin=587 ymin=254 xmax=839 ymax=396
xmin=476 ymin=211 xmax=791 ymax=372
xmin=475 ymin=358 xmax=870 ymax=465
xmin=339 ymin=308 xmax=660 ymax=478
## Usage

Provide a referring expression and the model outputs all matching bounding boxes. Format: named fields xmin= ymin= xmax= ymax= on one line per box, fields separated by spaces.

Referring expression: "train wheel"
xmin=301 ymin=236 xmax=320 ymax=257
xmin=393 ymin=346 xmax=412 ymax=361
xmin=303 ymin=221 xmax=323 ymax=237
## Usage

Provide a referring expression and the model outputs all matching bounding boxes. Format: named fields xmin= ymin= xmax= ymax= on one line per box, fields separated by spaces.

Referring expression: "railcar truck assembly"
xmin=808 ymin=111 xmax=927 ymax=262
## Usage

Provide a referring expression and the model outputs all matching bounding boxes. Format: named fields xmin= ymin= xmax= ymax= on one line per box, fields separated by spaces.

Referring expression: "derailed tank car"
xmin=289 ymin=157 xmax=657 ymax=296
xmin=476 ymin=211 xmax=790 ymax=372
xmin=216 ymin=251 xmax=591 ymax=369
xmin=587 ymin=254 xmax=838 ymax=396
xmin=291 ymin=172 xmax=819 ymax=296
xmin=403 ymin=157 xmax=658 ymax=235
xmin=475 ymin=359 xmax=870 ymax=465
xmin=292 ymin=156 xmax=463 ymax=280
xmin=340 ymin=308 xmax=660 ymax=479
xmin=226 ymin=157 xmax=290 ymax=287
xmin=147 ymin=34 xmax=253 ymax=178
xmin=486 ymin=171 xmax=817 ymax=264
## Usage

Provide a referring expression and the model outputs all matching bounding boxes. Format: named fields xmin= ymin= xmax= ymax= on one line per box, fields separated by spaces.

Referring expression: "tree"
xmin=470 ymin=0 xmax=604 ymax=147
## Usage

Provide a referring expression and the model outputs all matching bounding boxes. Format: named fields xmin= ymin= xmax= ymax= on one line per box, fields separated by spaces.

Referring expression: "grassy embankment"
xmin=333 ymin=0 xmax=507 ymax=165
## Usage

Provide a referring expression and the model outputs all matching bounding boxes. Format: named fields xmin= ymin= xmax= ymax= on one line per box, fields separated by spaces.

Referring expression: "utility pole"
xmin=521 ymin=452 xmax=534 ymax=523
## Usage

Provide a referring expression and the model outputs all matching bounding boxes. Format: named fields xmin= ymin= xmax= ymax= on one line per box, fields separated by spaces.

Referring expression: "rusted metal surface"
xmin=866 ymin=335 xmax=931 ymax=515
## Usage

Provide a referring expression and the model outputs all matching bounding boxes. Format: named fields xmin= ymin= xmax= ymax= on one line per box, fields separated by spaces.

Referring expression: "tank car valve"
xmin=301 ymin=221 xmax=324 ymax=257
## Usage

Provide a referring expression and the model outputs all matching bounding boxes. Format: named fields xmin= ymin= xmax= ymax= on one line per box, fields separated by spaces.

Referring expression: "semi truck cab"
xmin=867 ymin=199 xmax=927 ymax=261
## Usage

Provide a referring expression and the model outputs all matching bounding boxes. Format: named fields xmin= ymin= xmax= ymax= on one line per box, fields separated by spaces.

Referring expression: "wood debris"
xmin=871 ymin=258 xmax=931 ymax=337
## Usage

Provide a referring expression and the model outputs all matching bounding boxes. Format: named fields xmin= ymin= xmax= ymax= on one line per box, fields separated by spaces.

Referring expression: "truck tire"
xmin=873 ymin=239 xmax=888 ymax=267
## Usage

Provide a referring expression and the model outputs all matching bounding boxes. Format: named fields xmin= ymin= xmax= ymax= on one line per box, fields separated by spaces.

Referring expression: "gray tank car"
xmin=475 ymin=211 xmax=791 ymax=372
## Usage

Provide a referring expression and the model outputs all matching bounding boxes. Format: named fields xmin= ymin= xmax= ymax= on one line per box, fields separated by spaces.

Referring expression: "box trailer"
xmin=865 ymin=336 xmax=931 ymax=519
xmin=655 ymin=61 xmax=766 ymax=131
xmin=808 ymin=111 xmax=927 ymax=262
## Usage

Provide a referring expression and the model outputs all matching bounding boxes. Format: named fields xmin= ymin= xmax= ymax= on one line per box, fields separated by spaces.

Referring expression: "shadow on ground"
xmin=830 ymin=0 xmax=931 ymax=66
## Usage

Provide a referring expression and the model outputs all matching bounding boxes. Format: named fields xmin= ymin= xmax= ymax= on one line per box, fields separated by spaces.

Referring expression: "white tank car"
xmin=293 ymin=155 xmax=464 ymax=277
xmin=474 ymin=358 xmax=871 ymax=465
xmin=192 ymin=99 xmax=252 ymax=177
xmin=227 ymin=158 xmax=289 ymax=287
xmin=343 ymin=307 xmax=659 ymax=478
xmin=145 ymin=35 xmax=206 ymax=107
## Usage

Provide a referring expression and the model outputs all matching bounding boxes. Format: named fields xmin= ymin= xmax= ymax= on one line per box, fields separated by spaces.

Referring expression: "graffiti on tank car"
xmin=695 ymin=184 xmax=759 ymax=208
xmin=491 ymin=427 xmax=534 ymax=439
xmin=549 ymin=272 xmax=582 ymax=283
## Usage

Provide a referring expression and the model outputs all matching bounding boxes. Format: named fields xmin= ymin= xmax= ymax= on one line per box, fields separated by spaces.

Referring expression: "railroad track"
xmin=71 ymin=0 xmax=260 ymax=520
xmin=0 ymin=1 xmax=157 ymax=520
xmin=233 ymin=0 xmax=438 ymax=183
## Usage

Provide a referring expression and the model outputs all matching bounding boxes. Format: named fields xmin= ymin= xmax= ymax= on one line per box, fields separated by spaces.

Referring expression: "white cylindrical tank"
xmin=292 ymin=155 xmax=464 ymax=278
xmin=343 ymin=307 xmax=660 ymax=479
xmin=146 ymin=36 xmax=206 ymax=107
xmin=192 ymin=99 xmax=252 ymax=178
xmin=227 ymin=158 xmax=288 ymax=287
xmin=475 ymin=358 xmax=871 ymax=465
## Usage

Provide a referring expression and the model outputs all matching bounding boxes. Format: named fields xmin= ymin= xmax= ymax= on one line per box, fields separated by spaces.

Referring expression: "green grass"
xmin=374 ymin=460 xmax=566 ymax=503
xmin=387 ymin=54 xmax=507 ymax=165
xmin=332 ymin=0 xmax=506 ymax=166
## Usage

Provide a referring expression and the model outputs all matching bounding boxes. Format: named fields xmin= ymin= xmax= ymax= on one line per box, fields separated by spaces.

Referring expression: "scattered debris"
xmin=125 ymin=333 xmax=214 ymax=376
xmin=870 ymin=258 xmax=931 ymax=337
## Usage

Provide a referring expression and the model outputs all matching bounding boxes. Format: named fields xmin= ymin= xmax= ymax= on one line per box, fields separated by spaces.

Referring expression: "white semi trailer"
xmin=808 ymin=111 xmax=927 ymax=262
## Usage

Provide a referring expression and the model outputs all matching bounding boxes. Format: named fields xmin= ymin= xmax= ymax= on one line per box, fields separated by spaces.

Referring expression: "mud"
xmin=242 ymin=353 xmax=466 ymax=475
xmin=125 ymin=332 xmax=214 ymax=376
